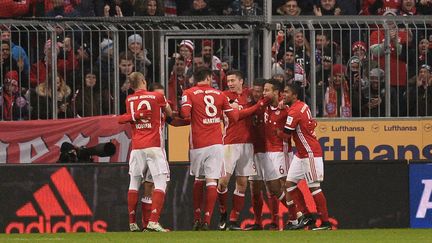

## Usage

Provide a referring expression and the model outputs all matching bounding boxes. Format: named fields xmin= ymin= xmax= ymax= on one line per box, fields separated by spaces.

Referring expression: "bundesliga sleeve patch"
xmin=181 ymin=95 xmax=187 ymax=104
xmin=286 ymin=116 xmax=293 ymax=126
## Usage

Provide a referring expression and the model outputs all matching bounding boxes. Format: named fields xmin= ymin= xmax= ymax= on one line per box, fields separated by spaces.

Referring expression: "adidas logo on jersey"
xmin=5 ymin=168 xmax=108 ymax=234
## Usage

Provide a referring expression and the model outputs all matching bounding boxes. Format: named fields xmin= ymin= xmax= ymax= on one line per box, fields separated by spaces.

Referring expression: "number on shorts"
xmin=279 ymin=165 xmax=285 ymax=175
xmin=204 ymin=95 xmax=217 ymax=117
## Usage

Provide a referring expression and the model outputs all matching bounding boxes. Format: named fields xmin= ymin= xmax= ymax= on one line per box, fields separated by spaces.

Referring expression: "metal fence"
xmin=0 ymin=16 xmax=431 ymax=121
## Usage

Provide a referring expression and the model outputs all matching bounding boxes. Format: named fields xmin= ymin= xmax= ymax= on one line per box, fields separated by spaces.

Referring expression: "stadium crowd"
xmin=0 ymin=0 xmax=432 ymax=121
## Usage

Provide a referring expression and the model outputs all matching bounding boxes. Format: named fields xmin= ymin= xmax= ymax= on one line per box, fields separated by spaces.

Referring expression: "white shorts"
xmin=143 ymin=149 xmax=170 ymax=182
xmin=224 ymin=143 xmax=256 ymax=176
xmin=249 ymin=153 xmax=266 ymax=181
xmin=252 ymin=152 xmax=288 ymax=181
xmin=129 ymin=147 xmax=170 ymax=178
xmin=286 ymin=151 xmax=294 ymax=170
xmin=189 ymin=144 xmax=225 ymax=179
xmin=287 ymin=155 xmax=324 ymax=184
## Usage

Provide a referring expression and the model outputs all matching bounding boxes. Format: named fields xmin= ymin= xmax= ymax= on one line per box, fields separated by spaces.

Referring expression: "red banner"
xmin=0 ymin=116 xmax=132 ymax=164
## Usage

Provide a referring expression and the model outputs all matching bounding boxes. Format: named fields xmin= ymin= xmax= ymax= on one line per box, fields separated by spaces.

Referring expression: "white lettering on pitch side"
xmin=416 ymin=179 xmax=432 ymax=218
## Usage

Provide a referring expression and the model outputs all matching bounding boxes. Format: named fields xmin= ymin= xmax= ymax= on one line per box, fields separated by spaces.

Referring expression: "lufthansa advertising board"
xmin=168 ymin=119 xmax=432 ymax=162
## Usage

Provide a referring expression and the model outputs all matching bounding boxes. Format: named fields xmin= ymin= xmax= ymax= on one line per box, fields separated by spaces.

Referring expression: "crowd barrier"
xmin=0 ymin=16 xmax=431 ymax=121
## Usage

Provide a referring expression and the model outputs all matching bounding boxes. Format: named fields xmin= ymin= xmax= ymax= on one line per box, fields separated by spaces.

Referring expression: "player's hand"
xmin=258 ymin=97 xmax=271 ymax=107
xmin=277 ymin=100 xmax=287 ymax=109
xmin=230 ymin=102 xmax=239 ymax=109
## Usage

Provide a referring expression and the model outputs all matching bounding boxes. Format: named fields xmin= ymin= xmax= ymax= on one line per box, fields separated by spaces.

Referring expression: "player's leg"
xmin=127 ymin=150 xmax=145 ymax=232
xmin=248 ymin=179 xmax=264 ymax=230
xmin=141 ymin=180 xmax=154 ymax=230
xmin=227 ymin=175 xmax=247 ymax=230
xmin=304 ymin=157 xmax=331 ymax=230
xmin=217 ymin=172 xmax=232 ymax=230
xmin=202 ymin=144 xmax=225 ymax=230
xmin=145 ymin=148 xmax=170 ymax=232
xmin=189 ymin=148 xmax=205 ymax=229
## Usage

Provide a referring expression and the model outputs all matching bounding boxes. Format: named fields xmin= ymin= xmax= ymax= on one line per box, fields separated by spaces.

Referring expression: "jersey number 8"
xmin=204 ymin=95 xmax=217 ymax=117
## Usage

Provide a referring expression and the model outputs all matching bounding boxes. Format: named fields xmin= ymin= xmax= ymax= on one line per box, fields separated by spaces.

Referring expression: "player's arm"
xmin=238 ymin=98 xmax=270 ymax=120
xmin=117 ymin=110 xmax=153 ymax=124
xmin=180 ymin=92 xmax=192 ymax=119
xmin=222 ymin=96 xmax=240 ymax=122
xmin=167 ymin=116 xmax=191 ymax=127
xmin=284 ymin=110 xmax=299 ymax=134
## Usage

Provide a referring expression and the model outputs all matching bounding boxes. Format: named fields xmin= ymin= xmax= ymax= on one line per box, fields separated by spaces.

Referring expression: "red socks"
xmin=217 ymin=188 xmax=228 ymax=214
xmin=204 ymin=183 xmax=218 ymax=224
xmin=127 ymin=190 xmax=138 ymax=224
xmin=149 ymin=189 xmax=165 ymax=223
xmin=251 ymin=191 xmax=263 ymax=225
xmin=312 ymin=190 xmax=329 ymax=222
xmin=289 ymin=186 xmax=309 ymax=215
xmin=141 ymin=197 xmax=152 ymax=228
xmin=193 ymin=180 xmax=205 ymax=222
xmin=229 ymin=190 xmax=245 ymax=222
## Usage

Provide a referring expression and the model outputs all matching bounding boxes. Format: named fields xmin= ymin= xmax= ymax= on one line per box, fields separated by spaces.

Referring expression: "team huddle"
xmin=118 ymin=67 xmax=331 ymax=232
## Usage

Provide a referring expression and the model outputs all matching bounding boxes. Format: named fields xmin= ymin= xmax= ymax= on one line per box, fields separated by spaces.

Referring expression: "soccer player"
xmin=118 ymin=72 xmax=172 ymax=232
xmin=283 ymin=83 xmax=332 ymax=230
xmin=217 ymin=70 xmax=256 ymax=230
xmin=247 ymin=79 xmax=281 ymax=230
xmin=260 ymin=79 xmax=299 ymax=228
xmin=181 ymin=67 xmax=239 ymax=230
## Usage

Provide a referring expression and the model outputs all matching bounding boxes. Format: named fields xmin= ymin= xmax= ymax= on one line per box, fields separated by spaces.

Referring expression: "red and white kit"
xmin=223 ymin=88 xmax=256 ymax=177
xmin=284 ymin=100 xmax=324 ymax=184
xmin=181 ymin=83 xmax=235 ymax=179
xmin=261 ymin=105 xmax=290 ymax=181
xmin=126 ymin=90 xmax=170 ymax=178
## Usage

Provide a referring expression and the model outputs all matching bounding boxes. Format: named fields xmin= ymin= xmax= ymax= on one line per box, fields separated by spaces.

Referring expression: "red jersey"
xmin=223 ymin=88 xmax=253 ymax=144
xmin=251 ymin=106 xmax=266 ymax=153
xmin=370 ymin=30 xmax=408 ymax=86
xmin=284 ymin=100 xmax=323 ymax=158
xmin=181 ymin=84 xmax=234 ymax=149
xmin=263 ymin=105 xmax=288 ymax=152
xmin=125 ymin=90 xmax=167 ymax=150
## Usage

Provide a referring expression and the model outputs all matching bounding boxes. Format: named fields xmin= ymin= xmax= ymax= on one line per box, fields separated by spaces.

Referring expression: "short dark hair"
xmin=253 ymin=78 xmax=266 ymax=87
xmin=149 ymin=82 xmax=164 ymax=91
xmin=226 ymin=70 xmax=244 ymax=80
xmin=119 ymin=51 xmax=134 ymax=62
xmin=193 ymin=67 xmax=212 ymax=83
xmin=265 ymin=79 xmax=282 ymax=92
xmin=286 ymin=82 xmax=301 ymax=96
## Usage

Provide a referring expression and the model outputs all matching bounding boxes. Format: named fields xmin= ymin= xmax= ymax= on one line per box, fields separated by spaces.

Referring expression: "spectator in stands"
xmin=179 ymin=40 xmax=194 ymax=76
xmin=201 ymin=39 xmax=226 ymax=89
xmin=370 ymin=10 xmax=412 ymax=116
xmin=417 ymin=0 xmax=432 ymax=15
xmin=323 ymin=64 xmax=351 ymax=117
xmin=127 ymin=34 xmax=152 ymax=77
xmin=104 ymin=0 xmax=124 ymax=17
xmin=0 ymin=27 xmax=30 ymax=77
xmin=185 ymin=0 xmax=215 ymax=15
xmin=276 ymin=0 xmax=301 ymax=16
xmin=407 ymin=37 xmax=432 ymax=80
xmin=408 ymin=64 xmax=432 ymax=116
xmin=400 ymin=0 xmax=417 ymax=15
xmin=45 ymin=0 xmax=81 ymax=17
xmin=315 ymin=51 xmax=333 ymax=117
xmin=361 ymin=68 xmax=386 ymax=117
xmin=118 ymin=51 xmax=135 ymax=114
xmin=0 ymin=42 xmax=20 ymax=82
xmin=347 ymin=56 xmax=367 ymax=117
xmin=360 ymin=0 xmax=400 ymax=15
xmin=168 ymin=56 xmax=192 ymax=110
xmin=30 ymin=39 xmax=78 ymax=88
xmin=134 ymin=0 xmax=165 ymax=16
xmin=224 ymin=0 xmax=262 ymax=16
xmin=69 ymin=69 xmax=111 ymax=117
xmin=272 ymin=45 xmax=295 ymax=79
xmin=28 ymin=74 xmax=71 ymax=120
xmin=351 ymin=41 xmax=378 ymax=79
xmin=313 ymin=0 xmax=342 ymax=16
xmin=97 ymin=37 xmax=115 ymax=82
xmin=0 ymin=0 xmax=31 ymax=18
xmin=0 ymin=71 xmax=28 ymax=121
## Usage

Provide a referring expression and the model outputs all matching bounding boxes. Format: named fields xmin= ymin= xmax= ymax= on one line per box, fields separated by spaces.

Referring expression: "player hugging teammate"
xmin=119 ymin=68 xmax=331 ymax=232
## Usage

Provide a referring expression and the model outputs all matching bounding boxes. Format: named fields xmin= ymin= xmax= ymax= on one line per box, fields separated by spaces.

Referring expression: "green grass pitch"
xmin=0 ymin=229 xmax=431 ymax=243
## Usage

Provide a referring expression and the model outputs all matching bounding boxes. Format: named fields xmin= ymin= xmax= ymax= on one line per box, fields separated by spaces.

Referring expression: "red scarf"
xmin=325 ymin=81 xmax=351 ymax=117
xmin=2 ymin=93 xmax=13 ymax=120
